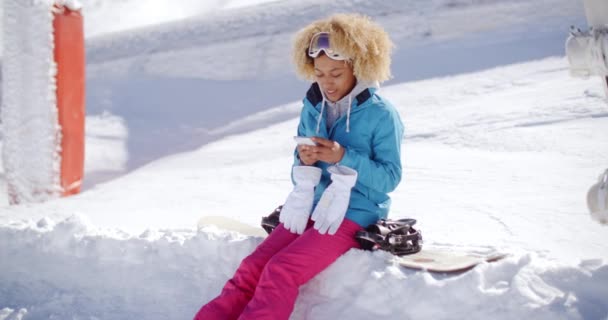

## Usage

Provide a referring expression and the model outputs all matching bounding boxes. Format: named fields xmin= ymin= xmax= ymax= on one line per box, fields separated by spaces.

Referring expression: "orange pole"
xmin=53 ymin=5 xmax=85 ymax=196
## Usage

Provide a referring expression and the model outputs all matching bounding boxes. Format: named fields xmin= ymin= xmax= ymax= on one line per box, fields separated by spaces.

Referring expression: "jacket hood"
xmin=305 ymin=81 xmax=379 ymax=134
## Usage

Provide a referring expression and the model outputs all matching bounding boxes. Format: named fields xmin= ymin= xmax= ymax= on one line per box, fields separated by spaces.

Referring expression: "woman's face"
xmin=313 ymin=54 xmax=356 ymax=103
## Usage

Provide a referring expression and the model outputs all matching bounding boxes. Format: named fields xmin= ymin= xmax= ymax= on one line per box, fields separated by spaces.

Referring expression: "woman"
xmin=194 ymin=13 xmax=403 ymax=320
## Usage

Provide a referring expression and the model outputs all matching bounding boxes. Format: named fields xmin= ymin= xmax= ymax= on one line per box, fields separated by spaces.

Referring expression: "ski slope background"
xmin=2 ymin=0 xmax=608 ymax=319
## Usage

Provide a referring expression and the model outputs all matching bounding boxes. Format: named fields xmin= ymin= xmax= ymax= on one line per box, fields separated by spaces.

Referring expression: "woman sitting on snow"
xmin=194 ymin=13 xmax=404 ymax=320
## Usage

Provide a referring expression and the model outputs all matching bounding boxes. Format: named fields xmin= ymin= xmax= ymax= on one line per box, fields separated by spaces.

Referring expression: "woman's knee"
xmin=260 ymin=252 xmax=301 ymax=287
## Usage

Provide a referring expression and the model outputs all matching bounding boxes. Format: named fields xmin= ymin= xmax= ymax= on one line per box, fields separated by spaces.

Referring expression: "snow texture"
xmin=0 ymin=0 xmax=607 ymax=319
xmin=55 ymin=0 xmax=83 ymax=11
xmin=1 ymin=0 xmax=61 ymax=204
xmin=0 ymin=216 xmax=607 ymax=319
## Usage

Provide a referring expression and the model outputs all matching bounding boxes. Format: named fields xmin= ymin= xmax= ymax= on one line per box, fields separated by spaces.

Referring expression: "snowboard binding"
xmin=261 ymin=205 xmax=282 ymax=234
xmin=355 ymin=218 xmax=423 ymax=256
xmin=260 ymin=206 xmax=422 ymax=256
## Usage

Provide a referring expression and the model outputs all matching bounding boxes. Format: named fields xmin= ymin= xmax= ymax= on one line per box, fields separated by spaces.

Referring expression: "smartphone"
xmin=293 ymin=136 xmax=317 ymax=146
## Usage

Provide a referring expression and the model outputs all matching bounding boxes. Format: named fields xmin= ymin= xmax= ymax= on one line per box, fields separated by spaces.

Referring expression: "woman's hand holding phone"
xmin=296 ymin=137 xmax=318 ymax=165
xmin=295 ymin=136 xmax=345 ymax=165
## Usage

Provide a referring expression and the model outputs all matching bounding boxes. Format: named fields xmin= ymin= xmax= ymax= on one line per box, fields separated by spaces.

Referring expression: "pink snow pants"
xmin=193 ymin=218 xmax=362 ymax=320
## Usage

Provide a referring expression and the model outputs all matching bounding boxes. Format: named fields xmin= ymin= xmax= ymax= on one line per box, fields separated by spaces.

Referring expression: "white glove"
xmin=280 ymin=165 xmax=322 ymax=234
xmin=311 ymin=165 xmax=358 ymax=235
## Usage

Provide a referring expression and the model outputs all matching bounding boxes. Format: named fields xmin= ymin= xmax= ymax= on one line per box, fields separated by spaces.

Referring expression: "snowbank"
xmin=0 ymin=216 xmax=606 ymax=319
xmin=0 ymin=215 xmax=259 ymax=319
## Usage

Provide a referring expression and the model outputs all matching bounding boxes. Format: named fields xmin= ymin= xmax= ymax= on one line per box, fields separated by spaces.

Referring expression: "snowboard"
xmin=197 ymin=215 xmax=268 ymax=237
xmin=392 ymin=247 xmax=508 ymax=274
xmin=197 ymin=215 xmax=507 ymax=274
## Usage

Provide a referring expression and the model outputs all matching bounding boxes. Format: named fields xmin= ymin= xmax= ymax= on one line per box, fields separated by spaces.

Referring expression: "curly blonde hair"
xmin=292 ymin=13 xmax=394 ymax=83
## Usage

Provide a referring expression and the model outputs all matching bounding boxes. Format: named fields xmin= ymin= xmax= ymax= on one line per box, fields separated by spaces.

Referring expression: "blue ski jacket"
xmin=293 ymin=83 xmax=404 ymax=228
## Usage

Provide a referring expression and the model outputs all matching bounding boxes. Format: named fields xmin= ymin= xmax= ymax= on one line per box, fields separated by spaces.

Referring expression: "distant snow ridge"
xmin=1 ymin=216 xmax=607 ymax=319
xmin=86 ymin=0 xmax=582 ymax=64
xmin=82 ymin=0 xmax=281 ymax=37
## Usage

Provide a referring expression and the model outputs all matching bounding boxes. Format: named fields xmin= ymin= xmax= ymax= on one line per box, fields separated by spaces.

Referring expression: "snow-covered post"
xmin=566 ymin=0 xmax=608 ymax=225
xmin=565 ymin=0 xmax=608 ymax=97
xmin=1 ymin=0 xmax=85 ymax=204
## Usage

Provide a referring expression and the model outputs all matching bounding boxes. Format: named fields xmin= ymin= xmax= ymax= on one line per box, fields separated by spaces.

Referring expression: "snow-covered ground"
xmin=2 ymin=0 xmax=608 ymax=319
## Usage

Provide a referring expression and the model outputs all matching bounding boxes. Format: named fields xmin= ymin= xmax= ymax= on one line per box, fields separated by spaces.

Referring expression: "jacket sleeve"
xmin=338 ymin=108 xmax=403 ymax=193
xmin=290 ymin=106 xmax=308 ymax=185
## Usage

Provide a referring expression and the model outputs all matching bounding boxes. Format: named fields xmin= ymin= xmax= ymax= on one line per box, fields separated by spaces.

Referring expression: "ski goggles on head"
xmin=307 ymin=32 xmax=349 ymax=61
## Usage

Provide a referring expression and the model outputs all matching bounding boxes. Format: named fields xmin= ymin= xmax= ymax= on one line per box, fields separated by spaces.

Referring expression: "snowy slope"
xmin=2 ymin=0 xmax=608 ymax=319
xmin=82 ymin=0 xmax=586 ymax=182
xmin=82 ymin=0 xmax=284 ymax=37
